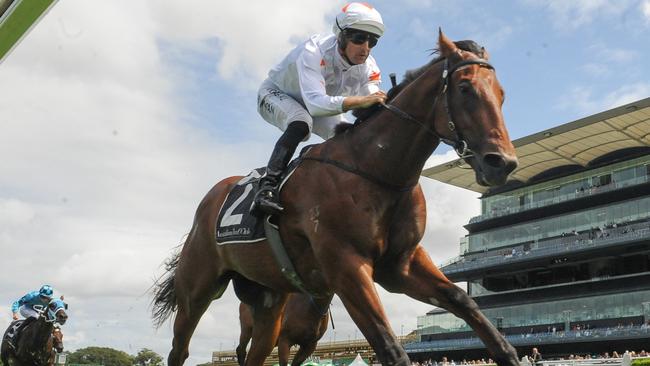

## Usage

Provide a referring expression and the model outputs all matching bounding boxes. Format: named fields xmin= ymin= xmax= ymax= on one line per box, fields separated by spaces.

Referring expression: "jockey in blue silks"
xmin=11 ymin=285 xmax=54 ymax=320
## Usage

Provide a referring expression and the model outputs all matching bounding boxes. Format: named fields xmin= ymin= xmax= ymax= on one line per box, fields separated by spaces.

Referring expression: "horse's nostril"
xmin=505 ymin=158 xmax=518 ymax=174
xmin=483 ymin=153 xmax=506 ymax=169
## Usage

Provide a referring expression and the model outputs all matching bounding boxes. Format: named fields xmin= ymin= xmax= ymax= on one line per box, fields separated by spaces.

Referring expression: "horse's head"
xmin=46 ymin=298 xmax=68 ymax=325
xmin=433 ymin=30 xmax=518 ymax=186
xmin=51 ymin=326 xmax=64 ymax=353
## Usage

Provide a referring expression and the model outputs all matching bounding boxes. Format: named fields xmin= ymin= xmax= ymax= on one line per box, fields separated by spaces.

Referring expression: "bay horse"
xmin=236 ymin=293 xmax=332 ymax=366
xmin=47 ymin=326 xmax=64 ymax=366
xmin=1 ymin=299 xmax=68 ymax=366
xmin=153 ymin=30 xmax=519 ymax=366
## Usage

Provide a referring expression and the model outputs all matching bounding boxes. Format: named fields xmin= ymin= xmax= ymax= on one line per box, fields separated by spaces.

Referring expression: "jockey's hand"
xmin=12 ymin=312 xmax=18 ymax=320
xmin=364 ymin=91 xmax=387 ymax=107
xmin=342 ymin=91 xmax=387 ymax=111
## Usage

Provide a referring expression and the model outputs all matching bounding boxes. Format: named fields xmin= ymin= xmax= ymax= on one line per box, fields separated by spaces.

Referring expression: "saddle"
xmin=215 ymin=146 xmax=312 ymax=245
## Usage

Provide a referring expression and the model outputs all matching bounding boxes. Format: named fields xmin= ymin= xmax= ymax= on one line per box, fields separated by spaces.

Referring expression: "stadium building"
xmin=406 ymin=97 xmax=650 ymax=361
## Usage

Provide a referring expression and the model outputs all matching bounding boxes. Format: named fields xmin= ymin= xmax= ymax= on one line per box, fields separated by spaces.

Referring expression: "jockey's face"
xmin=341 ymin=31 xmax=377 ymax=65
xmin=343 ymin=41 xmax=370 ymax=65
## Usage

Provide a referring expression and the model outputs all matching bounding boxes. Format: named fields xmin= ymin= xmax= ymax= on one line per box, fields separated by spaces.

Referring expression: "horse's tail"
xmin=151 ymin=250 xmax=181 ymax=328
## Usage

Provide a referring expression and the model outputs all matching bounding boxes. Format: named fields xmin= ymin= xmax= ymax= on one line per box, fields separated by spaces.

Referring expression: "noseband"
xmin=382 ymin=57 xmax=495 ymax=159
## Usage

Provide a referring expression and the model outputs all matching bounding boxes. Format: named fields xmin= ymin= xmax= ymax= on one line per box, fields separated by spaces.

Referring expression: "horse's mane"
xmin=334 ymin=40 xmax=485 ymax=136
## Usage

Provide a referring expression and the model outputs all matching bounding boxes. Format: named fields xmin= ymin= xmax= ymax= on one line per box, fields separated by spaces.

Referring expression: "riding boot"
xmin=251 ymin=122 xmax=309 ymax=216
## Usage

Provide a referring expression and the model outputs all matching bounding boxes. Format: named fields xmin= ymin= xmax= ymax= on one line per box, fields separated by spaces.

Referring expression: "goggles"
xmin=346 ymin=31 xmax=379 ymax=48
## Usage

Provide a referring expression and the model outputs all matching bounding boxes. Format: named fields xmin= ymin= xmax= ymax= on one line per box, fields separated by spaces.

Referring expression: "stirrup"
xmin=251 ymin=189 xmax=284 ymax=216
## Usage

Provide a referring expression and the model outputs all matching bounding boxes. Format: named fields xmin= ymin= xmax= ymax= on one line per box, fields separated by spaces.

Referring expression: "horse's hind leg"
xmin=236 ymin=303 xmax=253 ymax=366
xmin=378 ymin=246 xmax=519 ymax=366
xmin=290 ymin=342 xmax=318 ymax=366
xmin=244 ymin=291 xmax=288 ymax=366
xmin=277 ymin=337 xmax=291 ymax=366
xmin=168 ymin=270 xmax=229 ymax=366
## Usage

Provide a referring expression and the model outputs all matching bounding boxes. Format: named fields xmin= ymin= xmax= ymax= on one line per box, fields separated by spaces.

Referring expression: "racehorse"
xmin=47 ymin=327 xmax=64 ymax=366
xmin=153 ymin=30 xmax=519 ymax=366
xmin=236 ymin=293 xmax=332 ymax=366
xmin=1 ymin=299 xmax=68 ymax=366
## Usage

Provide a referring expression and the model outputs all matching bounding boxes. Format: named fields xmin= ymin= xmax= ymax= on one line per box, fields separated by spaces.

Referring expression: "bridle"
xmin=382 ymin=57 xmax=495 ymax=159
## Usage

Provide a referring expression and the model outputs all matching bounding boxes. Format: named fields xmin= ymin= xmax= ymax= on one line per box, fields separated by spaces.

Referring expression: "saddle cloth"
xmin=3 ymin=319 xmax=30 ymax=348
xmin=215 ymin=167 xmax=267 ymax=244
xmin=215 ymin=148 xmax=310 ymax=245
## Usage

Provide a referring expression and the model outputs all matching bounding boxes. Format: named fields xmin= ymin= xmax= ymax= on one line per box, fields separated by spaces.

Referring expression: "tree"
xmin=133 ymin=348 xmax=163 ymax=366
xmin=68 ymin=346 xmax=133 ymax=366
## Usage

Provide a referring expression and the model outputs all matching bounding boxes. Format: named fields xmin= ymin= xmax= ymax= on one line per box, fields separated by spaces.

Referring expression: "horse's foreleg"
xmin=331 ymin=255 xmax=409 ymax=366
xmin=244 ymin=291 xmax=288 ymax=366
xmin=380 ymin=246 xmax=519 ymax=366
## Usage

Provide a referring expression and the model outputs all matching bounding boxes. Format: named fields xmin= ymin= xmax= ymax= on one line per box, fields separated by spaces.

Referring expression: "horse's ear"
xmin=481 ymin=46 xmax=490 ymax=60
xmin=438 ymin=28 xmax=459 ymax=59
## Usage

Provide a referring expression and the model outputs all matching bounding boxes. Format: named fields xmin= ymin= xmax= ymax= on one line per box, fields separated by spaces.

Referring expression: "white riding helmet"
xmin=333 ymin=2 xmax=384 ymax=38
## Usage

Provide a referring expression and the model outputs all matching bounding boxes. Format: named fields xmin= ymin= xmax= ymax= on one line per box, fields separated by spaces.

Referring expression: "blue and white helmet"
xmin=333 ymin=2 xmax=385 ymax=38
xmin=39 ymin=285 xmax=54 ymax=298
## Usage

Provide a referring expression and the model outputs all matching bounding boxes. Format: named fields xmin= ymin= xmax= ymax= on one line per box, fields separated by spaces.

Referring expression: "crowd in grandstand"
xmin=409 ymin=349 xmax=649 ymax=366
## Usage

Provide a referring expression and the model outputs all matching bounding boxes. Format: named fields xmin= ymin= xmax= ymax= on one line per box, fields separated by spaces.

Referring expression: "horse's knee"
xmin=432 ymin=284 xmax=478 ymax=313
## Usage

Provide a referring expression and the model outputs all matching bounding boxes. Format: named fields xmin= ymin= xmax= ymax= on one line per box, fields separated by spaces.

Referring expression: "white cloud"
xmin=643 ymin=0 xmax=650 ymax=22
xmin=524 ymin=0 xmax=634 ymax=30
xmin=603 ymin=83 xmax=650 ymax=109
xmin=0 ymin=199 xmax=36 ymax=226
xmin=556 ymin=83 xmax=650 ymax=116
xmin=148 ymin=0 xmax=342 ymax=88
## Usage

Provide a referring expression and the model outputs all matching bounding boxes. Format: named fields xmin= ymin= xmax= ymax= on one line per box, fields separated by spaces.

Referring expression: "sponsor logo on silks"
xmin=320 ymin=59 xmax=326 ymax=67
xmin=369 ymin=71 xmax=380 ymax=81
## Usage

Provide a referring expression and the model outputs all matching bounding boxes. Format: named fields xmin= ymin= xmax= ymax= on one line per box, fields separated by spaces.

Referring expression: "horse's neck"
xmin=344 ymin=67 xmax=442 ymax=187
xmin=19 ymin=318 xmax=52 ymax=357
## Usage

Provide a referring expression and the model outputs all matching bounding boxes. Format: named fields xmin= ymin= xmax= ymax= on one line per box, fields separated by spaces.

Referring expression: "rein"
xmin=304 ymin=56 xmax=495 ymax=192
xmin=383 ymin=57 xmax=495 ymax=159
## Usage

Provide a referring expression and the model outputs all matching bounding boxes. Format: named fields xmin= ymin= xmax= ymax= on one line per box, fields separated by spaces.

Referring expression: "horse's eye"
xmin=458 ymin=81 xmax=472 ymax=94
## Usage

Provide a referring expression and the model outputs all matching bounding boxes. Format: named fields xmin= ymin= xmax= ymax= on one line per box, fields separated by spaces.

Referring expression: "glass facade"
xmin=467 ymin=196 xmax=650 ymax=253
xmin=473 ymin=156 xmax=650 ymax=223
xmin=417 ymin=290 xmax=650 ymax=335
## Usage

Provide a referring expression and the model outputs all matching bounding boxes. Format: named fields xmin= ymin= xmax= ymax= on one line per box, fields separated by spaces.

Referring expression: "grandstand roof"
xmin=421 ymin=97 xmax=650 ymax=194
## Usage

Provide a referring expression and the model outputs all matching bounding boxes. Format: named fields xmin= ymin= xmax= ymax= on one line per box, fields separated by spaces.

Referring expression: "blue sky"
xmin=1 ymin=1 xmax=649 ymax=365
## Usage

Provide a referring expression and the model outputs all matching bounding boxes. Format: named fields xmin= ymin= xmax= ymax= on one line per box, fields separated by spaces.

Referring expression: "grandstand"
xmin=410 ymin=97 xmax=650 ymax=361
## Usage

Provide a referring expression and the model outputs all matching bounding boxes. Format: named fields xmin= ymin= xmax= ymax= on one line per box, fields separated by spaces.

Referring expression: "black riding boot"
xmin=251 ymin=122 xmax=309 ymax=216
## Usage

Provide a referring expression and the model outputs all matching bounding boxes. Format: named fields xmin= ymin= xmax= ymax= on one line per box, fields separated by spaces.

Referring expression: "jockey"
xmin=11 ymin=284 xmax=54 ymax=320
xmin=251 ymin=2 xmax=388 ymax=216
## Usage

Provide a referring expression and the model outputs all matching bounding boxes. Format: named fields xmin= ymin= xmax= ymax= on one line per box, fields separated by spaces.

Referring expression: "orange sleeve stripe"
xmin=369 ymin=71 xmax=381 ymax=81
